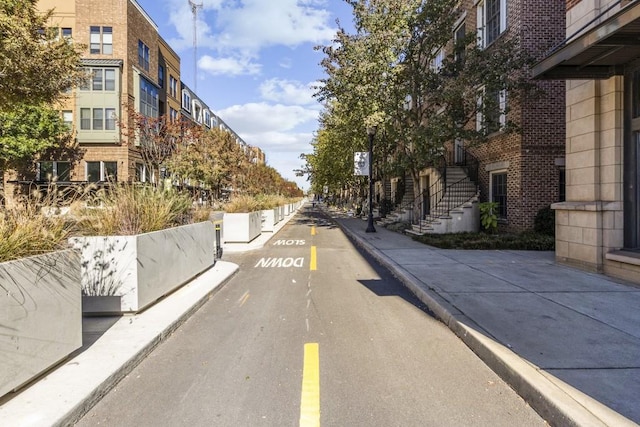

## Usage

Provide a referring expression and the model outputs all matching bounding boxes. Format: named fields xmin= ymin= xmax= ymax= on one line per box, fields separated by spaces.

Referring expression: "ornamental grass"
xmin=78 ymin=184 xmax=193 ymax=236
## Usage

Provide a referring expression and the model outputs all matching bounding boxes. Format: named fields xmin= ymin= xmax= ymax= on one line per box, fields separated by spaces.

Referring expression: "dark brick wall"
xmin=466 ymin=0 xmax=566 ymax=231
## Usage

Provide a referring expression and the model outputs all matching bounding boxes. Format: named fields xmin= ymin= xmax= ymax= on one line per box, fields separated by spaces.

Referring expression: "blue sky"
xmin=135 ymin=0 xmax=355 ymax=191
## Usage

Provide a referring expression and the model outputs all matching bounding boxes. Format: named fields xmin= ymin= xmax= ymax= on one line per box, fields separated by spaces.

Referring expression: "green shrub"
xmin=413 ymin=231 xmax=554 ymax=251
xmin=479 ymin=202 xmax=498 ymax=233
xmin=534 ymin=206 xmax=555 ymax=236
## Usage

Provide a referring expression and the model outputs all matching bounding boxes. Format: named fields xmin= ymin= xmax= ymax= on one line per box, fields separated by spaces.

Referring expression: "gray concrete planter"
xmin=261 ymin=209 xmax=279 ymax=232
xmin=223 ymin=211 xmax=262 ymax=243
xmin=0 ymin=250 xmax=82 ymax=398
xmin=70 ymin=222 xmax=216 ymax=314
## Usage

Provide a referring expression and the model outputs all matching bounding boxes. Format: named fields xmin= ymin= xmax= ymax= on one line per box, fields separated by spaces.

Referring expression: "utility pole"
xmin=188 ymin=0 xmax=203 ymax=92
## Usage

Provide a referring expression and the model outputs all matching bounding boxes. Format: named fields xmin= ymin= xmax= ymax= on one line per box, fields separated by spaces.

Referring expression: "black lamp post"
xmin=366 ymin=126 xmax=377 ymax=233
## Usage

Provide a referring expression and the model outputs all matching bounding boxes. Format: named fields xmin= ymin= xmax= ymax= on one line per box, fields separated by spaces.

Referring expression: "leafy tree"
xmin=168 ymin=127 xmax=248 ymax=199
xmin=313 ymin=0 xmax=534 ymax=208
xmin=122 ymin=111 xmax=184 ymax=186
xmin=0 ymin=0 xmax=85 ymax=196
xmin=0 ymin=105 xmax=72 ymax=168
xmin=0 ymin=0 xmax=85 ymax=109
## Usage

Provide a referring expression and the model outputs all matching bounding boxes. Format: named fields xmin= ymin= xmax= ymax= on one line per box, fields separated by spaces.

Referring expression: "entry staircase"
xmin=380 ymin=148 xmax=480 ymax=235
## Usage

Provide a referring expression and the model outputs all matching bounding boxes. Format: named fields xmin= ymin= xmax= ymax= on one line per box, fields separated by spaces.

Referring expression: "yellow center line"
xmin=238 ymin=291 xmax=250 ymax=307
xmin=300 ymin=343 xmax=320 ymax=427
xmin=311 ymin=225 xmax=316 ymax=235
xmin=310 ymin=246 xmax=317 ymax=271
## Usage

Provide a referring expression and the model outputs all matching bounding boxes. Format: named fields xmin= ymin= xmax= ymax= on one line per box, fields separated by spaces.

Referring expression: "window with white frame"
xmin=192 ymin=100 xmax=202 ymax=123
xmin=90 ymin=26 xmax=112 ymax=54
xmin=431 ymin=49 xmax=445 ymax=70
xmin=490 ymin=171 xmax=507 ymax=220
xmin=169 ymin=76 xmax=177 ymax=98
xmin=86 ymin=161 xmax=117 ymax=182
xmin=80 ymin=108 xmax=116 ymax=131
xmin=135 ymin=162 xmax=147 ymax=182
xmin=476 ymin=87 xmax=506 ymax=134
xmin=62 ymin=110 xmax=73 ymax=129
xmin=476 ymin=0 xmax=506 ymax=48
xmin=81 ymin=68 xmax=117 ymax=92
xmin=182 ymin=90 xmax=191 ymax=112
xmin=38 ymin=161 xmax=71 ymax=181
xmin=105 ymin=108 xmax=116 ymax=130
xmin=204 ymin=110 xmax=211 ymax=127
xmin=170 ymin=107 xmax=179 ymax=122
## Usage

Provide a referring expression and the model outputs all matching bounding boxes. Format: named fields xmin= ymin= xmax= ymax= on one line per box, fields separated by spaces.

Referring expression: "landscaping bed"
xmin=412 ymin=231 xmax=555 ymax=250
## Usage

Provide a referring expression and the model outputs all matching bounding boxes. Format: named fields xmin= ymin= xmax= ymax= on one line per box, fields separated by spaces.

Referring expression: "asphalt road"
xmin=76 ymin=206 xmax=545 ymax=426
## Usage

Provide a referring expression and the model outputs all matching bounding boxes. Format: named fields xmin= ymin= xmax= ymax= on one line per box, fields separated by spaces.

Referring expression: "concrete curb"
xmin=0 ymin=261 xmax=239 ymax=427
xmin=335 ymin=220 xmax=636 ymax=427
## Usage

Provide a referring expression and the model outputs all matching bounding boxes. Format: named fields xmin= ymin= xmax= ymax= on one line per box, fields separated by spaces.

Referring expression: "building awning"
xmin=81 ymin=59 xmax=124 ymax=68
xmin=533 ymin=2 xmax=640 ymax=80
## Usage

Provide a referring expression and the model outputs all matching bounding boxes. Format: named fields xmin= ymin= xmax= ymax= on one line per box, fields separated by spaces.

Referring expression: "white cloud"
xmin=167 ymin=0 xmax=336 ymax=54
xmin=215 ymin=102 xmax=318 ymax=134
xmin=259 ymin=79 xmax=318 ymax=106
xmin=198 ymin=55 xmax=261 ymax=76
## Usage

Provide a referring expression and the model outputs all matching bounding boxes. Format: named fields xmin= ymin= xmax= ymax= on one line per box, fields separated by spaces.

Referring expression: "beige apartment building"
xmin=36 ymin=0 xmax=179 ymax=184
xmin=534 ymin=0 xmax=640 ymax=285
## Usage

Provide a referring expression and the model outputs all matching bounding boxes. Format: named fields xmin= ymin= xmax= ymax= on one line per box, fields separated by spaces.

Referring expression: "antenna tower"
xmin=188 ymin=0 xmax=203 ymax=92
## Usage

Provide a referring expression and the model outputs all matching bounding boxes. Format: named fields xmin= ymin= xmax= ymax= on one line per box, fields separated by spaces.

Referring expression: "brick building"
xmin=467 ymin=0 xmax=566 ymax=231
xmin=393 ymin=0 xmax=567 ymax=234
xmin=533 ymin=0 xmax=640 ymax=285
xmin=10 ymin=0 xmax=260 ymax=193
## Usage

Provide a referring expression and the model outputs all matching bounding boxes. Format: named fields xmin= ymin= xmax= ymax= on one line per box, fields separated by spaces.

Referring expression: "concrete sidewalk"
xmin=325 ymin=207 xmax=640 ymax=426
xmin=0 ymin=208 xmax=302 ymax=427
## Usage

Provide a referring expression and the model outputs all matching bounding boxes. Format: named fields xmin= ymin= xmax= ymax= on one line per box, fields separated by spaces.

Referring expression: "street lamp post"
xmin=366 ymin=126 xmax=377 ymax=233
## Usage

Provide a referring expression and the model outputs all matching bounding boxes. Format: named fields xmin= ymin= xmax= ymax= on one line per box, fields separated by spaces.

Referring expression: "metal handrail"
xmin=403 ymin=146 xmax=479 ymax=233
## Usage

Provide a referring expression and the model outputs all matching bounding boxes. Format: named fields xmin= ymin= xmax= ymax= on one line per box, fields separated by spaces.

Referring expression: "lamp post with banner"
xmin=365 ymin=126 xmax=377 ymax=232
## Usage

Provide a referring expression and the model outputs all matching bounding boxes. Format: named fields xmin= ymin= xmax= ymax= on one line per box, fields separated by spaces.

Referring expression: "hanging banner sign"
xmin=354 ymin=152 xmax=369 ymax=176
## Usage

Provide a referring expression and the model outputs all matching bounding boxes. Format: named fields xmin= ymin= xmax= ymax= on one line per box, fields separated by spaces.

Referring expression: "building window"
xmin=491 ymin=171 xmax=507 ymax=220
xmin=454 ymin=21 xmax=466 ymax=64
xmin=169 ymin=76 xmax=177 ymax=98
xmin=135 ymin=163 xmax=147 ymax=182
xmin=92 ymin=69 xmax=103 ymax=91
xmin=169 ymin=107 xmax=179 ymax=122
xmin=80 ymin=108 xmax=91 ymax=130
xmin=90 ymin=26 xmax=112 ymax=54
xmin=204 ymin=110 xmax=211 ymax=127
xmin=158 ymin=65 xmax=164 ymax=88
xmin=431 ymin=49 xmax=444 ymax=70
xmin=477 ymin=88 xmax=506 ymax=134
xmin=105 ymin=108 xmax=116 ymax=130
xmin=86 ymin=161 xmax=117 ymax=182
xmin=62 ymin=110 xmax=73 ymax=129
xmin=105 ymin=69 xmax=116 ymax=91
xmin=80 ymin=108 xmax=116 ymax=131
xmin=138 ymin=40 xmax=150 ymax=71
xmin=38 ymin=161 xmax=71 ymax=181
xmin=82 ymin=68 xmax=117 ymax=92
xmin=139 ymin=77 xmax=158 ymax=118
xmin=477 ymin=0 xmax=507 ymax=47
xmin=182 ymin=90 xmax=191 ymax=112
xmin=61 ymin=27 xmax=72 ymax=39
xmin=92 ymin=109 xmax=104 ymax=130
